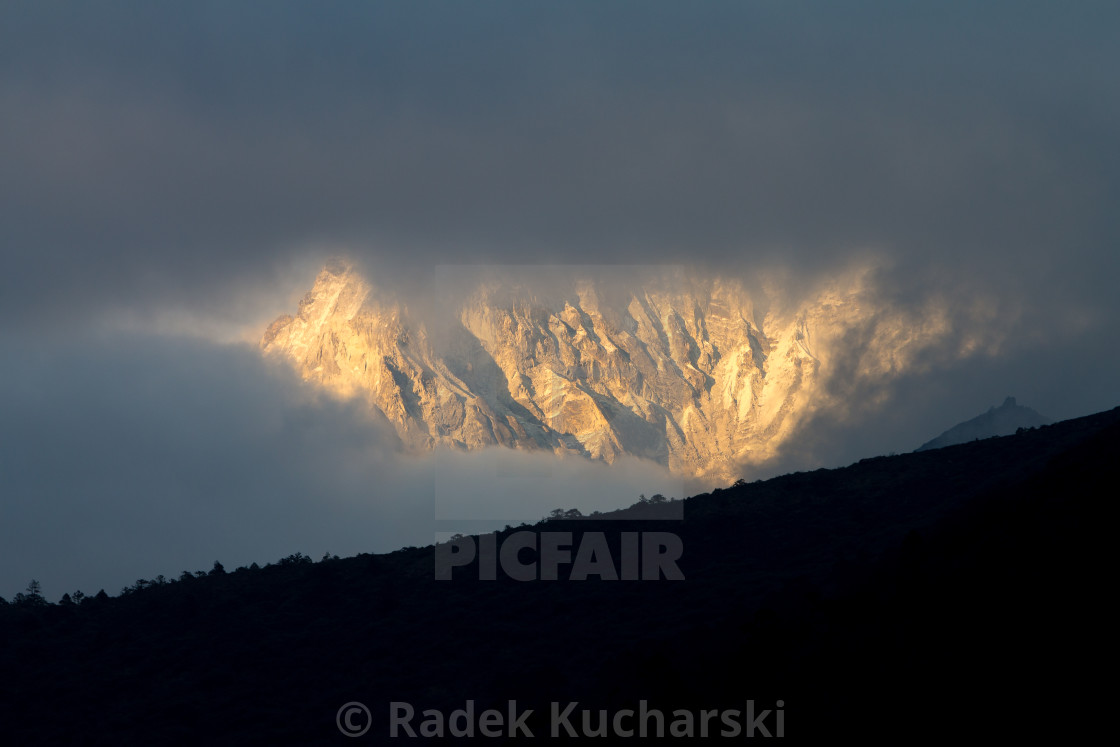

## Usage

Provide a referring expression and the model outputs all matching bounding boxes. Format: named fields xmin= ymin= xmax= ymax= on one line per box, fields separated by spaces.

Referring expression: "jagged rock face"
xmin=261 ymin=263 xmax=935 ymax=481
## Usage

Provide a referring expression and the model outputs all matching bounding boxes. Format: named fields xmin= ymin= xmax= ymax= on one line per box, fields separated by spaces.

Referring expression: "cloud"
xmin=0 ymin=330 xmax=684 ymax=599
xmin=0 ymin=331 xmax=389 ymax=597
xmin=1 ymin=2 xmax=1117 ymax=334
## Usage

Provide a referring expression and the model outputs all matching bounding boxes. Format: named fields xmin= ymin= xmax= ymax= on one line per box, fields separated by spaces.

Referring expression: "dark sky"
xmin=2 ymin=1 xmax=1117 ymax=598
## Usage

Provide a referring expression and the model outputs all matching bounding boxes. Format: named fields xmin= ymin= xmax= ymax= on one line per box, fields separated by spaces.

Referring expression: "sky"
xmin=2 ymin=1 xmax=1118 ymax=599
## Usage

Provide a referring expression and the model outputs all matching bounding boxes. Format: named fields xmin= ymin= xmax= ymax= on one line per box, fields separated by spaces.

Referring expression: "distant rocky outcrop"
xmin=916 ymin=396 xmax=1051 ymax=452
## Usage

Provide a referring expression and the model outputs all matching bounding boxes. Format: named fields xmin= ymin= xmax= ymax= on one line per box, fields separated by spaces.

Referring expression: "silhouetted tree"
xmin=13 ymin=580 xmax=47 ymax=607
xmin=276 ymin=552 xmax=313 ymax=566
xmin=548 ymin=508 xmax=583 ymax=519
xmin=210 ymin=561 xmax=226 ymax=576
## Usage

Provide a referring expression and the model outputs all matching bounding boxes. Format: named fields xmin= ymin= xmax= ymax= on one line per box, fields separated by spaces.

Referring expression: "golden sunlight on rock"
xmin=261 ymin=262 xmax=985 ymax=482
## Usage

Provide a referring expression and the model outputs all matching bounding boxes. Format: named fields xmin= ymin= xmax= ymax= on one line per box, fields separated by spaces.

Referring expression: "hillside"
xmin=2 ymin=405 xmax=1116 ymax=742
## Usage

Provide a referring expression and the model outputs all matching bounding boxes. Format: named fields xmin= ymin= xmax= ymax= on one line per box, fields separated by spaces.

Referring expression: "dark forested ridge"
xmin=3 ymin=407 xmax=1116 ymax=743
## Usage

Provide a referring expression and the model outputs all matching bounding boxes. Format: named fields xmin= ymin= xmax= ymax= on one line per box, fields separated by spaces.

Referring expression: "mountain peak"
xmin=263 ymin=263 xmax=965 ymax=480
xmin=918 ymin=397 xmax=1050 ymax=452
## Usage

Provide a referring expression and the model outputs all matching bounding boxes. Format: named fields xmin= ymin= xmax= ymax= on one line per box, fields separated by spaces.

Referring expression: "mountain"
xmin=5 ymin=405 xmax=1117 ymax=742
xmin=916 ymin=396 xmax=1051 ymax=451
xmin=262 ymin=262 xmax=949 ymax=481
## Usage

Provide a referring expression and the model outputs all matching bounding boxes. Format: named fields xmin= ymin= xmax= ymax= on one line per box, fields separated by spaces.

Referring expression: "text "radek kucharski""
xmin=390 ymin=699 xmax=785 ymax=738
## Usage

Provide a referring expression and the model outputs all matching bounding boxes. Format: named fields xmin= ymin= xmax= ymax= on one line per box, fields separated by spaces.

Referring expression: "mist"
xmin=0 ymin=330 xmax=686 ymax=600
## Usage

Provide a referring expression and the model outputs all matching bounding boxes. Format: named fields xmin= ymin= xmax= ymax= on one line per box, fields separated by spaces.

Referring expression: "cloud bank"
xmin=0 ymin=331 xmax=684 ymax=599
xmin=2 ymin=2 xmax=1117 ymax=331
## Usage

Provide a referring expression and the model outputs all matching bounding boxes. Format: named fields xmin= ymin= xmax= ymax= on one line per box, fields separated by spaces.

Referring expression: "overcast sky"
xmin=2 ymin=2 xmax=1117 ymax=599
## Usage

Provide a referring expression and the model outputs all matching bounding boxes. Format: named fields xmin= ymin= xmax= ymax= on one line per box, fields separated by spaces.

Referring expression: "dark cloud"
xmin=2 ymin=2 xmax=1117 ymax=327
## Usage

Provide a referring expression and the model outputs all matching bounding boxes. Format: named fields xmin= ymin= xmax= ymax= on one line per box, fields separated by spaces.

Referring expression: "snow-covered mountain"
xmin=262 ymin=261 xmax=954 ymax=481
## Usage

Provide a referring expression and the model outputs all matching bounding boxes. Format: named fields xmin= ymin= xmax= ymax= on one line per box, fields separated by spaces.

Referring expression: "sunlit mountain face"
xmin=261 ymin=260 xmax=983 ymax=482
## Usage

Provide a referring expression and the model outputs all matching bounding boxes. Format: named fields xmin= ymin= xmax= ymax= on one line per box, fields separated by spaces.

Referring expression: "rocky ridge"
xmin=262 ymin=262 xmax=946 ymax=481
